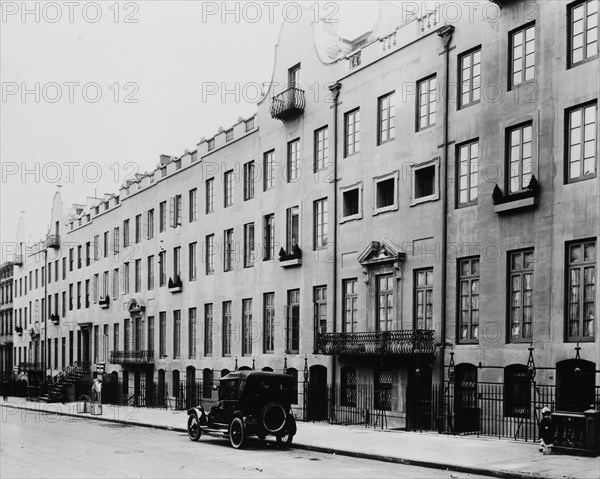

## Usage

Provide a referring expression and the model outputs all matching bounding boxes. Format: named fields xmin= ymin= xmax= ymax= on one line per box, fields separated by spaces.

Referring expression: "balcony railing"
xmin=19 ymin=361 xmax=42 ymax=372
xmin=552 ymin=410 xmax=600 ymax=456
xmin=493 ymin=176 xmax=540 ymax=214
xmin=110 ymin=350 xmax=154 ymax=365
xmin=46 ymin=234 xmax=60 ymax=249
xmin=168 ymin=275 xmax=182 ymax=293
xmin=99 ymin=296 xmax=110 ymax=309
xmin=270 ymin=86 xmax=305 ymax=121
xmin=314 ymin=330 xmax=436 ymax=357
xmin=50 ymin=314 xmax=60 ymax=324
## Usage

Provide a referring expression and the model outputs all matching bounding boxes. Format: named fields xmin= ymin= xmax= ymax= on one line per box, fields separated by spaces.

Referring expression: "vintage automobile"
xmin=187 ymin=370 xmax=297 ymax=449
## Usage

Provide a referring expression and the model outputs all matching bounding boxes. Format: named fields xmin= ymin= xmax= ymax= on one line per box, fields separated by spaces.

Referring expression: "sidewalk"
xmin=1 ymin=397 xmax=598 ymax=479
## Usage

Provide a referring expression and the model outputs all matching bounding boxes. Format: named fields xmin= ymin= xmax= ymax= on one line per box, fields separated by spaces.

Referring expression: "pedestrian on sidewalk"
xmin=538 ymin=407 xmax=555 ymax=453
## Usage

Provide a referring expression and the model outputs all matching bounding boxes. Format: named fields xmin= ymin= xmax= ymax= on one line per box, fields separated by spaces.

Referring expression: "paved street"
xmin=1 ymin=412 xmax=489 ymax=479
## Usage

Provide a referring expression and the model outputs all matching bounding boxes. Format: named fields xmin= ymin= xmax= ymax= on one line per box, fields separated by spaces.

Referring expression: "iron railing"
xmin=46 ymin=234 xmax=60 ymax=248
xmin=270 ymin=87 xmax=305 ymax=121
xmin=109 ymin=350 xmax=154 ymax=365
xmin=314 ymin=330 xmax=436 ymax=357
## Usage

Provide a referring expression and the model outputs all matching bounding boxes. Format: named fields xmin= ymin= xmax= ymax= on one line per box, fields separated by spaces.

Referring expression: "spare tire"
xmin=261 ymin=402 xmax=287 ymax=433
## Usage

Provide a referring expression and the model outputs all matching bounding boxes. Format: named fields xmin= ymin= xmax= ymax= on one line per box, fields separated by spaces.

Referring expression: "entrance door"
xmin=557 ymin=359 xmax=595 ymax=412
xmin=186 ymin=366 xmax=196 ymax=409
xmin=81 ymin=329 xmax=90 ymax=369
xmin=454 ymin=363 xmax=479 ymax=433
xmin=406 ymin=364 xmax=433 ymax=431
xmin=134 ymin=371 xmax=141 ymax=406
xmin=157 ymin=369 xmax=165 ymax=407
xmin=308 ymin=365 xmax=328 ymax=421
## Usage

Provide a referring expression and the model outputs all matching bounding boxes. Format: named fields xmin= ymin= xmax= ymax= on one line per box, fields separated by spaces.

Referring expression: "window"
xmin=112 ymin=269 xmax=119 ymax=299
xmin=113 ymin=227 xmax=120 ymax=253
xmin=263 ymin=150 xmax=275 ymax=191
xmin=566 ymin=101 xmax=597 ymax=182
xmin=170 ymin=194 xmax=182 ymax=227
xmin=93 ymin=235 xmax=99 ymax=260
xmin=147 ymin=255 xmax=155 ymax=290
xmin=224 ymin=170 xmax=233 ymax=207
xmin=374 ymin=370 xmax=392 ymax=411
xmin=289 ymin=63 xmax=300 ymax=87
xmin=158 ymin=251 xmax=166 ymax=287
xmin=313 ymin=198 xmax=328 ymax=249
xmin=377 ymin=274 xmax=394 ymax=331
xmin=103 ymin=231 xmax=109 ymax=257
xmin=102 ymin=271 xmax=109 ymax=298
xmin=458 ymin=257 xmax=480 ymax=343
xmin=568 ymin=0 xmax=598 ymax=67
xmin=123 ymin=219 xmax=130 ymax=248
xmin=207 ymin=138 xmax=215 ymax=151
xmin=243 ymin=161 xmax=255 ymax=200
xmin=93 ymin=274 xmax=99 ymax=303
xmin=114 ymin=323 xmax=120 ymax=352
xmin=189 ymin=188 xmax=197 ymax=222
xmin=341 ymin=367 xmax=357 ymax=407
xmin=286 ymin=206 xmax=299 ymax=253
xmin=509 ymin=249 xmax=534 ymax=341
xmin=567 ymin=239 xmax=596 ymax=341
xmin=507 ymin=123 xmax=534 ymax=193
xmin=222 ymin=301 xmax=231 ymax=356
xmin=510 ymin=23 xmax=535 ymax=88
xmin=123 ymin=262 xmax=130 ymax=295
xmin=344 ymin=108 xmax=360 ymax=156
xmin=189 ymin=242 xmax=197 ymax=281
xmin=204 ymin=304 xmax=213 ymax=356
xmin=314 ymin=126 xmax=328 ymax=172
xmin=287 ymin=138 xmax=300 ymax=182
xmin=264 ymin=293 xmax=275 ymax=353
xmin=458 ymin=48 xmax=481 ymax=108
xmin=374 ymin=173 xmax=397 ymax=212
xmin=147 ymin=316 xmax=154 ymax=355
xmin=134 ymin=259 xmax=141 ymax=293
xmin=173 ymin=310 xmax=181 ymax=359
xmin=173 ymin=247 xmax=181 ymax=280
xmin=159 ymin=312 xmax=166 ymax=357
xmin=135 ymin=214 xmax=142 ymax=243
xmin=242 ymin=299 xmax=252 ymax=356
xmin=504 ymin=365 xmax=531 ymax=417
xmin=206 ymin=178 xmax=214 ymax=213
xmin=341 ymin=184 xmax=362 ymax=220
xmin=202 ymin=369 xmax=213 ymax=398
xmin=189 ymin=307 xmax=197 ymax=359
xmin=243 ymin=223 xmax=255 ymax=268
xmin=225 ymin=128 xmax=233 ymax=142
xmin=77 ymin=246 xmax=82 ymax=269
xmin=76 ymin=281 xmax=81 ymax=309
xmin=245 ymin=117 xmax=254 ymax=132
xmin=314 ymin=286 xmax=327 ymax=334
xmin=286 ymin=289 xmax=300 ymax=353
xmin=412 ymin=159 xmax=439 ymax=205
xmin=224 ymin=229 xmax=234 ymax=272
xmin=414 ymin=269 xmax=433 ymax=330
xmin=417 ymin=75 xmax=436 ymax=130
xmin=159 ymin=201 xmax=167 ymax=232
xmin=457 ymin=141 xmax=479 ymax=206
xmin=378 ymin=92 xmax=395 ymax=144
xmin=147 ymin=209 xmax=154 ymax=239
xmin=86 ymin=242 xmax=91 ymax=267
xmin=343 ymin=279 xmax=357 ymax=333
xmin=205 ymin=234 xmax=215 ymax=275
xmin=69 ymin=248 xmax=74 ymax=271
xmin=263 ymin=214 xmax=275 ymax=261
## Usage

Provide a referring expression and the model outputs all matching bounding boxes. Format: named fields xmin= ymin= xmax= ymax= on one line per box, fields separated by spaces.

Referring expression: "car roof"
xmin=221 ymin=371 xmax=292 ymax=381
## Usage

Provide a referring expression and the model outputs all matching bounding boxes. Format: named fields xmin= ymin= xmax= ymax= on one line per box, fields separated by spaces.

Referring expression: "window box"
xmin=493 ymin=176 xmax=540 ymax=214
xmin=168 ymin=275 xmax=183 ymax=293
xmin=99 ymin=295 xmax=110 ymax=309
xmin=50 ymin=314 xmax=60 ymax=324
xmin=29 ymin=328 xmax=39 ymax=339
xmin=15 ymin=326 xmax=23 ymax=336
xmin=279 ymin=246 xmax=302 ymax=268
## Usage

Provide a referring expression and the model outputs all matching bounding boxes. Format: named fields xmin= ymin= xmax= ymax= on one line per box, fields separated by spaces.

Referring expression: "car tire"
xmin=188 ymin=414 xmax=202 ymax=441
xmin=261 ymin=402 xmax=287 ymax=434
xmin=229 ymin=417 xmax=246 ymax=449
xmin=276 ymin=433 xmax=294 ymax=447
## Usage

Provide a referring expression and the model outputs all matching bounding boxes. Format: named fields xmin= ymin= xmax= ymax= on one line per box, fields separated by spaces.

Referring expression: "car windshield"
xmin=219 ymin=379 xmax=239 ymax=400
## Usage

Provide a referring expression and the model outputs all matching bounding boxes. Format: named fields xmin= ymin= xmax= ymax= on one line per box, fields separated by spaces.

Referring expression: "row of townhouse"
xmin=7 ymin=1 xmax=599 ymax=436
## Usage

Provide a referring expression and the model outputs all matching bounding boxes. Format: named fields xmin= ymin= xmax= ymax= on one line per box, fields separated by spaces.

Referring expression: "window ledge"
xmin=373 ymin=205 xmax=398 ymax=216
xmin=340 ymin=213 xmax=362 ymax=224
xmin=280 ymin=257 xmax=302 ymax=268
xmin=494 ymin=196 xmax=538 ymax=214
xmin=410 ymin=194 xmax=439 ymax=207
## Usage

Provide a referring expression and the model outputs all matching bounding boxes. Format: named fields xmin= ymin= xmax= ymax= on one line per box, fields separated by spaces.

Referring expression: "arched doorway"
xmin=157 ymin=369 xmax=165 ymax=407
xmin=406 ymin=364 xmax=433 ymax=431
xmin=308 ymin=365 xmax=328 ymax=421
xmin=454 ymin=363 xmax=479 ymax=433
xmin=220 ymin=369 xmax=230 ymax=381
xmin=186 ymin=366 xmax=196 ymax=409
xmin=556 ymin=359 xmax=595 ymax=412
xmin=262 ymin=367 xmax=273 ymax=372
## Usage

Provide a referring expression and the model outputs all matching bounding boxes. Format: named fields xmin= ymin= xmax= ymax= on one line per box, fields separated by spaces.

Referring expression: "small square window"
xmin=411 ymin=159 xmax=440 ymax=206
xmin=341 ymin=184 xmax=362 ymax=222
xmin=376 ymin=178 xmax=395 ymax=209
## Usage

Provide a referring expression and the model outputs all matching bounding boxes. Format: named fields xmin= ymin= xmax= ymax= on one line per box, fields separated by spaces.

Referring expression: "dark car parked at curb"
xmin=187 ymin=371 xmax=297 ymax=449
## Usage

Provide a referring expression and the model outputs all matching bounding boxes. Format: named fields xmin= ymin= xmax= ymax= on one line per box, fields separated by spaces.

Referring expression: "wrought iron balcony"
xmin=46 ymin=234 xmax=60 ymax=249
xmin=110 ymin=350 xmax=154 ymax=365
xmin=19 ymin=361 xmax=42 ymax=372
xmin=314 ymin=330 xmax=436 ymax=357
xmin=270 ymin=86 xmax=305 ymax=121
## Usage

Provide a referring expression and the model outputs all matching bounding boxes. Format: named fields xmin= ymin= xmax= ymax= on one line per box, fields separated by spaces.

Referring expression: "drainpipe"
xmin=43 ymin=246 xmax=48 ymax=386
xmin=437 ymin=24 xmax=454 ymax=431
xmin=328 ymin=82 xmax=341 ymax=421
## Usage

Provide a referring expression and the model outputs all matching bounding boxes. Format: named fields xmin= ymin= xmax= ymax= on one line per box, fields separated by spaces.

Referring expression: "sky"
xmin=0 ymin=0 xmax=438 ymax=262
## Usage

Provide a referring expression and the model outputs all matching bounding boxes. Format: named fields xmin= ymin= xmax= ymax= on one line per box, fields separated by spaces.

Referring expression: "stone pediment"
xmin=357 ymin=239 xmax=405 ymax=267
xmin=126 ymin=298 xmax=146 ymax=314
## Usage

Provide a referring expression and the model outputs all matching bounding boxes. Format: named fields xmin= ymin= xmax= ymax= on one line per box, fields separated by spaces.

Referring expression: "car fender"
xmin=187 ymin=406 xmax=208 ymax=426
xmin=285 ymin=414 xmax=297 ymax=436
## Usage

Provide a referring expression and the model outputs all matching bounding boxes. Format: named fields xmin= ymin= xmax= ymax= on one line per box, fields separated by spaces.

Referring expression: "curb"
xmin=0 ymin=403 xmax=547 ymax=479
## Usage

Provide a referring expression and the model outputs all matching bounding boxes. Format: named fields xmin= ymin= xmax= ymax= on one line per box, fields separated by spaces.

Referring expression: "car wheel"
xmin=229 ymin=417 xmax=246 ymax=449
xmin=262 ymin=402 xmax=287 ymax=434
xmin=187 ymin=415 xmax=202 ymax=441
xmin=276 ymin=433 xmax=294 ymax=447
